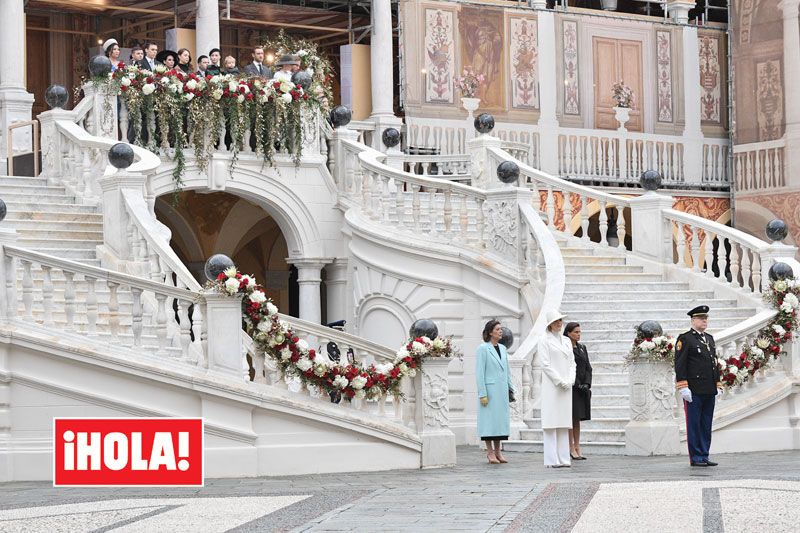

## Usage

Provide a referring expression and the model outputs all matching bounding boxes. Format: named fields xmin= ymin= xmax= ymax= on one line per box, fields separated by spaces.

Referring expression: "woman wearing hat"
xmin=103 ymin=39 xmax=122 ymax=71
xmin=156 ymin=50 xmax=178 ymax=70
xmin=476 ymin=319 xmax=515 ymax=464
xmin=538 ymin=310 xmax=576 ymax=467
xmin=273 ymin=54 xmax=301 ymax=83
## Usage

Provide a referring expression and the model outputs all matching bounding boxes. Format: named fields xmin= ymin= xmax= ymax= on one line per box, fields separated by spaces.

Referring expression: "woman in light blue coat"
xmin=476 ymin=319 xmax=515 ymax=464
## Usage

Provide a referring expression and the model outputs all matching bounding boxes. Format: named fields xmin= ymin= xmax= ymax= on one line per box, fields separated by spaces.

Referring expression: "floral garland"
xmin=208 ymin=268 xmax=460 ymax=401
xmin=262 ymin=30 xmax=334 ymax=110
xmin=625 ymin=278 xmax=799 ymax=390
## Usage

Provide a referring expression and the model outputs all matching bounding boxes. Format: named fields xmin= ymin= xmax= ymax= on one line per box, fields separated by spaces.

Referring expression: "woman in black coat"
xmin=564 ymin=322 xmax=591 ymax=460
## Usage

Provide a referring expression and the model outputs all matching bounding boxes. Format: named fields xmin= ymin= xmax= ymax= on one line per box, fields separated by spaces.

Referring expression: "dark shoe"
xmin=705 ymin=460 xmax=718 ymax=466
xmin=577 ymin=456 xmax=587 ymax=460
xmin=691 ymin=461 xmax=710 ymax=467
xmin=570 ymin=453 xmax=579 ymax=460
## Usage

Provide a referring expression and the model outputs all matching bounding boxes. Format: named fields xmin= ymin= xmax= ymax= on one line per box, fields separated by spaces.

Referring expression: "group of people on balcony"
xmin=102 ymin=39 xmax=303 ymax=82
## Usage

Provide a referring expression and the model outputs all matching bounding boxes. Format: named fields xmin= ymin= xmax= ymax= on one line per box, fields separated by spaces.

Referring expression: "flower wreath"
xmin=625 ymin=332 xmax=675 ymax=366
xmin=208 ymin=267 xmax=460 ymax=400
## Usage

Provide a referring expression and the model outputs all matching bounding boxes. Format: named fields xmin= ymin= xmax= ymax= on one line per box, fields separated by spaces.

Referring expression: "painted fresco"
xmin=756 ymin=59 xmax=783 ymax=141
xmin=562 ymin=20 xmax=580 ymax=115
xmin=509 ymin=16 xmax=539 ymax=109
xmin=459 ymin=6 xmax=505 ymax=109
xmin=656 ymin=30 xmax=673 ymax=123
xmin=699 ymin=34 xmax=721 ymax=123
xmin=424 ymin=8 xmax=455 ymax=104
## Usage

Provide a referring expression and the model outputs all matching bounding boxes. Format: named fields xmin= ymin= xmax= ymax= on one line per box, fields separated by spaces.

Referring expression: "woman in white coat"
xmin=538 ymin=310 xmax=576 ymax=467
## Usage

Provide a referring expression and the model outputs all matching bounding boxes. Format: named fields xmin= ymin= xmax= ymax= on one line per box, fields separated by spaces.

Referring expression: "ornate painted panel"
xmin=509 ymin=16 xmax=539 ymax=109
xmin=562 ymin=20 xmax=580 ymax=115
xmin=699 ymin=34 xmax=722 ymax=124
xmin=656 ymin=30 xmax=673 ymax=123
xmin=756 ymin=59 xmax=783 ymax=141
xmin=424 ymin=8 xmax=455 ymax=104
xmin=459 ymin=6 xmax=505 ymax=109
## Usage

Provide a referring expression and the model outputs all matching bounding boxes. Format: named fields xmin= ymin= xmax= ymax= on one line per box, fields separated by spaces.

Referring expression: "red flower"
xmin=303 ymin=94 xmax=309 ymax=100
xmin=273 ymin=81 xmax=281 ymax=89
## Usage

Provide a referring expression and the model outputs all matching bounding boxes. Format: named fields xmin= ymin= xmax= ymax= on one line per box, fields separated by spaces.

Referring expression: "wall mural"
xmin=739 ymin=192 xmax=800 ymax=246
xmin=672 ymin=196 xmax=730 ymax=224
xmin=699 ymin=34 xmax=722 ymax=123
xmin=424 ymin=8 xmax=455 ymax=104
xmin=756 ymin=59 xmax=784 ymax=141
xmin=656 ymin=30 xmax=673 ymax=123
xmin=459 ymin=6 xmax=505 ymax=109
xmin=562 ymin=20 xmax=580 ymax=115
xmin=509 ymin=16 xmax=539 ymax=109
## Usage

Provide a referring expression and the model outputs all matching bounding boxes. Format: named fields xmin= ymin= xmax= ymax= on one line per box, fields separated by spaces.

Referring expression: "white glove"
xmin=680 ymin=388 xmax=693 ymax=403
xmin=558 ymin=381 xmax=571 ymax=391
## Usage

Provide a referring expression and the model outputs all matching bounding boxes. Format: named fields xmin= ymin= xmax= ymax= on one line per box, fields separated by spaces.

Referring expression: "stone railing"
xmin=733 ymin=138 xmax=786 ymax=193
xmin=401 ymin=154 xmax=471 ymax=182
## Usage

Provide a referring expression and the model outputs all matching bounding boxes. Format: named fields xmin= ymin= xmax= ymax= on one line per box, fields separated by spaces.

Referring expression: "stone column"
xmin=681 ymin=27 xmax=704 ymax=185
xmin=195 ymin=0 xmax=220 ymax=59
xmin=779 ymin=0 xmax=800 ymax=187
xmin=369 ymin=0 xmax=403 ymax=150
xmin=414 ymin=357 xmax=457 ymax=468
xmin=291 ymin=259 xmax=326 ymax=324
xmin=666 ymin=0 xmax=696 ymax=23
xmin=204 ymin=293 xmax=245 ymax=378
xmin=536 ymin=11 xmax=559 ymax=175
xmin=325 ymin=259 xmax=349 ymax=324
xmin=0 ymin=0 xmax=35 ymax=165
xmin=624 ymin=357 xmax=682 ymax=456
xmin=628 ymin=191 xmax=674 ymax=263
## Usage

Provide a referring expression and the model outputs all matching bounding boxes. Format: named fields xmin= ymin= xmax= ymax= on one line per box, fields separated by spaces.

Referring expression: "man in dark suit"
xmin=137 ymin=41 xmax=160 ymax=72
xmin=675 ymin=305 xmax=723 ymax=467
xmin=243 ymin=46 xmax=272 ymax=78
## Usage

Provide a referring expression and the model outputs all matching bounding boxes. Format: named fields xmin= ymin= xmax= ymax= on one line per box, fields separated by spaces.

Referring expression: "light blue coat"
xmin=476 ymin=342 xmax=515 ymax=438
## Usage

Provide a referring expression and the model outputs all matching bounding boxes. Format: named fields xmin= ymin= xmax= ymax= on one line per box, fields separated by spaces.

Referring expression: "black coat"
xmin=675 ymin=329 xmax=720 ymax=395
xmin=136 ymin=58 xmax=161 ymax=71
xmin=572 ymin=342 xmax=592 ymax=421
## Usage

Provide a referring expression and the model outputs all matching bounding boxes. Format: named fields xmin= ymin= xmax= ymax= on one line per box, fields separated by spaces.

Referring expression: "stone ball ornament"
xmin=382 ymin=127 xmax=401 ymax=148
xmin=765 ymin=219 xmax=789 ymax=242
xmin=638 ymin=320 xmax=663 ymax=338
xmin=499 ymin=326 xmax=514 ymax=349
xmin=204 ymin=254 xmax=236 ymax=282
xmin=0 ymin=198 xmax=6 ymax=223
xmin=107 ymin=143 xmax=134 ymax=169
xmin=474 ymin=113 xmax=495 ymax=134
xmin=329 ymin=105 xmax=352 ymax=129
xmin=768 ymin=261 xmax=794 ymax=282
xmin=45 ymin=85 xmax=69 ymax=109
xmin=497 ymin=161 xmax=520 ymax=184
xmin=409 ymin=318 xmax=438 ymax=341
xmin=88 ymin=55 xmax=113 ymax=78
xmin=291 ymin=70 xmax=312 ymax=91
xmin=640 ymin=170 xmax=662 ymax=191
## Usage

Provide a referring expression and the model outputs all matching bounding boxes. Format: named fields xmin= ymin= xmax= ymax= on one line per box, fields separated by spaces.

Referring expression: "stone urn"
xmin=462 ymin=97 xmax=481 ymax=138
xmin=613 ymin=106 xmax=631 ymax=132
xmin=624 ymin=356 xmax=681 ymax=456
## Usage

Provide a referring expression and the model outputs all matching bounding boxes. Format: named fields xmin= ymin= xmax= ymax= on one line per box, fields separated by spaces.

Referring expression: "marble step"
xmin=591 ymin=361 xmax=628 ymax=373
xmin=562 ymin=256 xmax=628 ymax=265
xmin=5 ymin=202 xmax=98 ymax=214
xmin=589 ymin=383 xmax=630 ymax=396
xmin=0 ymin=176 xmax=51 ymax=187
xmin=563 ymin=264 xmax=644 ymax=274
xmin=523 ymin=417 xmax=629 ymax=431
xmin=22 ymin=249 xmax=99 ymax=262
xmin=5 ymin=210 xmax=102 ymax=222
xmin=586 ymin=405 xmax=630 ymax=418
xmin=519 ymin=427 xmax=625 ymax=444
xmin=6 ymin=219 xmax=103 ymax=232
xmin=565 ymin=273 xmax=663 ymax=283
xmin=18 ymin=238 xmax=101 ymax=250
xmin=571 ymin=308 xmax=756 ymax=324
xmin=587 ymin=394 xmax=629 ymax=407
xmin=561 ymin=298 xmax=738 ymax=310
xmin=579 ymin=321 xmax=741 ymax=339
xmin=0 ymin=184 xmax=70 ymax=195
xmin=562 ymin=281 xmax=687 ymax=293
xmin=0 ymin=192 xmax=84 ymax=204
xmin=503 ymin=439 xmax=626 ymax=455
xmin=17 ymin=229 xmax=104 ymax=241
xmin=559 ymin=247 xmax=621 ymax=257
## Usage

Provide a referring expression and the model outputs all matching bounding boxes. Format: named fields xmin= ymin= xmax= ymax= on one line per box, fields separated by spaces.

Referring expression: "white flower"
xmin=408 ymin=368 xmax=417 ymax=378
xmin=296 ymin=339 xmax=309 ymax=351
xmin=280 ymin=81 xmax=294 ymax=93
xmin=281 ymin=92 xmax=293 ymax=104
xmin=249 ymin=290 xmax=266 ymax=304
xmin=351 ymin=375 xmax=367 ymax=390
xmin=224 ymin=278 xmax=240 ymax=294
xmin=432 ymin=338 xmax=445 ymax=350
xmin=266 ymin=302 xmax=278 ymax=316
xmin=639 ymin=340 xmax=655 ymax=351
xmin=375 ymin=363 xmax=393 ymax=375
xmin=296 ymin=357 xmax=313 ymax=372
xmin=412 ymin=341 xmax=426 ymax=353
xmin=240 ymin=274 xmax=254 ymax=287
xmin=183 ymin=92 xmax=194 ymax=102
xmin=239 ymin=83 xmax=250 ymax=94
xmin=155 ymin=65 xmax=167 ymax=74
xmin=306 ymin=67 xmax=314 ymax=77
xmin=784 ymin=293 xmax=799 ymax=309
xmin=257 ymin=319 xmax=270 ymax=332
xmin=211 ymin=88 xmax=223 ymax=100
xmin=354 ymin=389 xmax=366 ymax=400
xmin=209 ymin=75 xmax=220 ymax=84
xmin=398 ymin=362 xmax=409 ymax=374
xmin=773 ymin=324 xmax=786 ymax=336
xmin=237 ymin=94 xmax=245 ymax=103
xmin=269 ymin=333 xmax=286 ymax=347
xmin=333 ymin=375 xmax=349 ymax=389
xmin=224 ymin=266 xmax=238 ymax=277
xmin=314 ymin=363 xmax=329 ymax=377
xmin=774 ymin=280 xmax=788 ymax=292
xmin=756 ymin=337 xmax=770 ymax=349
xmin=280 ymin=347 xmax=292 ymax=361
xmin=120 ymin=77 xmax=131 ymax=87
xmin=751 ymin=347 xmax=764 ymax=358
xmin=141 ymin=83 xmax=156 ymax=95
xmin=228 ymin=81 xmax=238 ymax=92
xmin=185 ymin=79 xmax=197 ymax=90
xmin=297 ymin=49 xmax=308 ymax=57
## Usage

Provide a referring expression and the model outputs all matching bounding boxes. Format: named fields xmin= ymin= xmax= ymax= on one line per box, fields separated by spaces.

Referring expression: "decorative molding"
xmin=672 ymin=196 xmax=731 ymax=224
xmin=424 ymin=8 xmax=455 ymax=104
xmin=562 ymin=19 xmax=580 ymax=115
xmin=509 ymin=16 xmax=539 ymax=109
xmin=422 ymin=370 xmax=449 ymax=429
xmin=738 ymin=0 xmax=759 ymax=45
xmin=756 ymin=59 xmax=784 ymax=142
xmin=698 ymin=34 xmax=722 ymax=124
xmin=483 ymin=200 xmax=518 ymax=257
xmin=656 ymin=30 xmax=674 ymax=123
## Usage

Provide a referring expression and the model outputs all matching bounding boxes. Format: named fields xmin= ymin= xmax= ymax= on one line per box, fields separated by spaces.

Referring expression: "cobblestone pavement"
xmin=1 ymin=447 xmax=799 ymax=532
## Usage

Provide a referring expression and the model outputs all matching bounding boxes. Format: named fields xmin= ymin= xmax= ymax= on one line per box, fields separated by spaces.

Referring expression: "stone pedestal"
xmin=414 ymin=357 xmax=457 ymax=468
xmin=666 ymin=0 xmax=696 ymax=23
xmin=98 ymin=172 xmax=146 ymax=262
xmin=0 ymin=228 xmax=19 ymax=322
xmin=204 ymin=293 xmax=245 ymax=378
xmin=466 ymin=134 xmax=503 ymax=190
xmin=483 ymin=187 xmax=534 ymax=268
xmin=628 ymin=192 xmax=674 ymax=263
xmin=625 ymin=358 xmax=682 ymax=456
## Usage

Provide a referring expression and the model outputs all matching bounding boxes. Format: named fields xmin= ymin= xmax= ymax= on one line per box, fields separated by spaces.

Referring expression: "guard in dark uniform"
xmin=675 ymin=305 xmax=723 ymax=466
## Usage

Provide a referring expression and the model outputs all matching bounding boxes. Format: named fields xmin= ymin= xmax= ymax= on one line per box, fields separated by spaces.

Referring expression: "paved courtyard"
xmin=1 ymin=447 xmax=799 ymax=532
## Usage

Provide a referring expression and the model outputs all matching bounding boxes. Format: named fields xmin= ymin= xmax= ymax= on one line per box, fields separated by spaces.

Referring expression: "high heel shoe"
xmin=495 ymin=450 xmax=508 ymax=463
xmin=487 ymin=450 xmax=500 ymax=464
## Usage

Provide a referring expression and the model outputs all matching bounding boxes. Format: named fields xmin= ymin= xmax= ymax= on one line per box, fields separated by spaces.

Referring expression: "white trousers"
xmin=542 ymin=428 xmax=571 ymax=466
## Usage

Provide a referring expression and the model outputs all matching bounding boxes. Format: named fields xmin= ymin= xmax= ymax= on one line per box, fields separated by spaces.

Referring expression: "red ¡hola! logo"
xmin=53 ymin=418 xmax=204 ymax=487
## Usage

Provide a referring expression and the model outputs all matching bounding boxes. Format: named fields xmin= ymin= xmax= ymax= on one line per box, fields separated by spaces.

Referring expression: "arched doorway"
xmin=155 ymin=190 xmax=298 ymax=315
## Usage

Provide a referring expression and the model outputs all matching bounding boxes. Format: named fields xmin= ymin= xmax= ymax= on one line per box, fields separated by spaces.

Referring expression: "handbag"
xmin=508 ymin=390 xmax=516 ymax=403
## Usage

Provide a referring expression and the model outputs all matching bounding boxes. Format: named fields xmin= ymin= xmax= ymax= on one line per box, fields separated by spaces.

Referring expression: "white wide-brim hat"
xmin=543 ymin=309 xmax=566 ymax=326
xmin=103 ymin=38 xmax=119 ymax=52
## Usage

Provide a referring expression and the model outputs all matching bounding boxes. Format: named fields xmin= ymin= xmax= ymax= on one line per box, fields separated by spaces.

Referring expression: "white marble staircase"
xmin=505 ymin=239 xmax=760 ymax=455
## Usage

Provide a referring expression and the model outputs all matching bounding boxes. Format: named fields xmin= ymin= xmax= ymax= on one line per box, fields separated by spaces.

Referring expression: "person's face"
xmin=253 ymin=48 xmax=264 ymax=63
xmin=291 ymin=64 xmax=300 ymax=72
xmin=110 ymin=45 xmax=120 ymax=60
xmin=692 ymin=316 xmax=708 ymax=332
xmin=146 ymin=44 xmax=158 ymax=59
xmin=281 ymin=64 xmax=292 ymax=72
xmin=210 ymin=51 xmax=221 ymax=65
xmin=549 ymin=319 xmax=563 ymax=333
xmin=178 ymin=50 xmax=190 ymax=64
xmin=224 ymin=57 xmax=236 ymax=69
xmin=490 ymin=324 xmax=503 ymax=343
xmin=132 ymin=50 xmax=143 ymax=61
xmin=567 ymin=326 xmax=581 ymax=343
xmin=165 ymin=56 xmax=175 ymax=68
xmin=198 ymin=57 xmax=209 ymax=70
